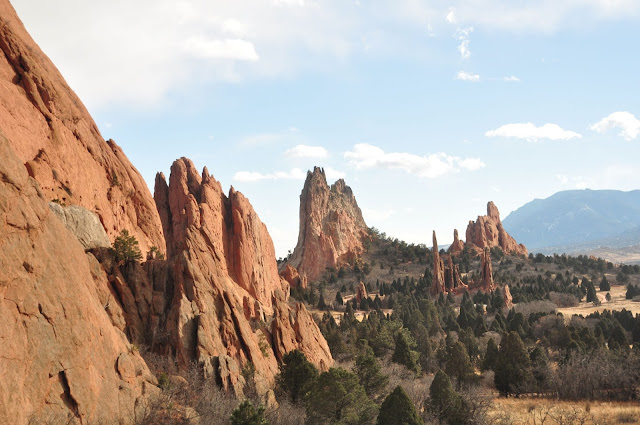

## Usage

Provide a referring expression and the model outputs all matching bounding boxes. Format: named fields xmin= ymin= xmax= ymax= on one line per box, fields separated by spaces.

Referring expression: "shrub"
xmin=113 ymin=229 xmax=142 ymax=263
xmin=230 ymin=400 xmax=269 ymax=425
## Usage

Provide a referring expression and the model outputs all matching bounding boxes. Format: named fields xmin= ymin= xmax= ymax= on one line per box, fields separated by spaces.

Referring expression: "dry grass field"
xmin=490 ymin=398 xmax=640 ymax=425
xmin=558 ymin=283 xmax=640 ymax=317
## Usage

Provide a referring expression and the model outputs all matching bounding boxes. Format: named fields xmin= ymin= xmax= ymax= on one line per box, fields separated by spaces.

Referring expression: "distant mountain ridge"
xmin=502 ymin=189 xmax=640 ymax=253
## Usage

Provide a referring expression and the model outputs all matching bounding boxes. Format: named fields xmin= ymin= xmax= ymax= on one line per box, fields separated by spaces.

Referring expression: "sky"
xmin=12 ymin=0 xmax=640 ymax=258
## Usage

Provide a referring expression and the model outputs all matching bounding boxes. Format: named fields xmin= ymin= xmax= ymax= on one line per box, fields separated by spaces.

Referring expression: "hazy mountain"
xmin=502 ymin=189 xmax=640 ymax=252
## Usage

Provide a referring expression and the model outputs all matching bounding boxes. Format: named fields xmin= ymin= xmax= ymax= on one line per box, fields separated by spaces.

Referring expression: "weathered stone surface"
xmin=480 ymin=247 xmax=496 ymax=293
xmin=280 ymin=264 xmax=307 ymax=289
xmin=0 ymin=133 xmax=156 ymax=424
xmin=431 ymin=231 xmax=446 ymax=295
xmin=356 ymin=281 xmax=368 ymax=304
xmin=155 ymin=158 xmax=332 ymax=397
xmin=503 ymin=284 xmax=514 ymax=309
xmin=465 ymin=202 xmax=527 ymax=257
xmin=48 ymin=202 xmax=110 ymax=249
xmin=444 ymin=256 xmax=467 ymax=293
xmin=0 ymin=0 xmax=164 ymax=254
xmin=287 ymin=167 xmax=368 ymax=282
xmin=449 ymin=229 xmax=465 ymax=255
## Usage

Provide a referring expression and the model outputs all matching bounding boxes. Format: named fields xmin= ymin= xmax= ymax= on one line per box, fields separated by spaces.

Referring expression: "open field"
xmin=490 ymin=398 xmax=640 ymax=425
xmin=558 ymin=283 xmax=640 ymax=317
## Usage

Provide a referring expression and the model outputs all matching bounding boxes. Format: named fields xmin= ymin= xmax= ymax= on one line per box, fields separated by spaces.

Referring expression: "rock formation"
xmin=0 ymin=0 xmax=164 ymax=254
xmin=286 ymin=167 xmax=368 ymax=282
xmin=479 ymin=247 xmax=496 ymax=293
xmin=48 ymin=202 xmax=111 ymax=249
xmin=465 ymin=202 xmax=527 ymax=257
xmin=0 ymin=2 xmax=334 ymax=421
xmin=280 ymin=264 xmax=307 ymax=289
xmin=431 ymin=231 xmax=446 ymax=295
xmin=503 ymin=284 xmax=514 ymax=309
xmin=444 ymin=256 xmax=467 ymax=293
xmin=449 ymin=229 xmax=465 ymax=255
xmin=0 ymin=132 xmax=157 ymax=424
xmin=356 ymin=281 xmax=368 ymax=304
xmin=153 ymin=158 xmax=332 ymax=396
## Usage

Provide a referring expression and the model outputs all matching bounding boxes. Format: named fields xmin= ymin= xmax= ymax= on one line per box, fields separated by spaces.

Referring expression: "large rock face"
xmin=287 ymin=167 xmax=368 ymax=282
xmin=154 ymin=159 xmax=332 ymax=396
xmin=0 ymin=0 xmax=164 ymax=254
xmin=0 ymin=133 xmax=156 ymax=424
xmin=48 ymin=202 xmax=111 ymax=249
xmin=465 ymin=202 xmax=527 ymax=257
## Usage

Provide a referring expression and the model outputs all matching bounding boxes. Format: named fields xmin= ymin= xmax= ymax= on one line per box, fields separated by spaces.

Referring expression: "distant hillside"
xmin=502 ymin=189 xmax=640 ymax=252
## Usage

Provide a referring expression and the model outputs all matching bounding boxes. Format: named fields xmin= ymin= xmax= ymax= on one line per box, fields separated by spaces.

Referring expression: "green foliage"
xmin=428 ymin=370 xmax=466 ymax=425
xmin=600 ymin=275 xmax=610 ymax=292
xmin=112 ymin=229 xmax=142 ymax=263
xmin=354 ymin=346 xmax=388 ymax=402
xmin=306 ymin=368 xmax=377 ymax=425
xmin=230 ymin=400 xmax=269 ymax=425
xmin=276 ymin=349 xmax=318 ymax=403
xmin=445 ymin=341 xmax=475 ymax=389
xmin=157 ymin=372 xmax=170 ymax=390
xmin=376 ymin=386 xmax=423 ymax=425
xmin=392 ymin=332 xmax=420 ymax=373
xmin=494 ymin=331 xmax=534 ymax=396
xmin=482 ymin=338 xmax=499 ymax=371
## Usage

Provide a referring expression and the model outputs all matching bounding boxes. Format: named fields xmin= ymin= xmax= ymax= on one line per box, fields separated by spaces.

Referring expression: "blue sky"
xmin=13 ymin=0 xmax=640 ymax=257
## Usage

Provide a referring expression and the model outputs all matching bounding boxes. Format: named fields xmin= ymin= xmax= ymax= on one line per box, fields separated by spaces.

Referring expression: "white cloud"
xmin=455 ymin=26 xmax=473 ymax=59
xmin=456 ymin=71 xmax=480 ymax=81
xmin=285 ymin=144 xmax=329 ymax=159
xmin=485 ymin=123 xmax=582 ymax=142
xmin=325 ymin=167 xmax=346 ymax=180
xmin=504 ymin=75 xmax=520 ymax=82
xmin=344 ymin=143 xmax=484 ymax=178
xmin=184 ymin=37 xmax=259 ymax=61
xmin=446 ymin=9 xmax=457 ymax=24
xmin=233 ymin=168 xmax=306 ymax=182
xmin=590 ymin=111 xmax=640 ymax=141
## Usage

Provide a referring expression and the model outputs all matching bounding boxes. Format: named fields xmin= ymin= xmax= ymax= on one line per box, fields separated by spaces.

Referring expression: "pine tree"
xmin=112 ymin=229 xmax=142 ymax=263
xmin=482 ymin=338 xmax=499 ymax=371
xmin=335 ymin=291 xmax=344 ymax=306
xmin=377 ymin=386 xmax=423 ymax=425
xmin=354 ymin=346 xmax=389 ymax=402
xmin=230 ymin=400 xmax=269 ymax=425
xmin=306 ymin=368 xmax=377 ymax=425
xmin=392 ymin=332 xmax=420 ymax=373
xmin=428 ymin=370 xmax=466 ymax=425
xmin=600 ymin=275 xmax=610 ymax=292
xmin=494 ymin=331 xmax=534 ymax=396
xmin=445 ymin=341 xmax=475 ymax=389
xmin=276 ymin=350 xmax=318 ymax=403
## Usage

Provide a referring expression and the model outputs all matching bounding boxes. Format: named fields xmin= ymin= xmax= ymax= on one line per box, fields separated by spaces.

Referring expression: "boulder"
xmin=48 ymin=202 xmax=110 ymax=249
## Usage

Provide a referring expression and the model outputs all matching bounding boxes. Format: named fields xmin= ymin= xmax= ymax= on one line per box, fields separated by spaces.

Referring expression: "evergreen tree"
xmin=494 ymin=332 xmax=534 ymax=396
xmin=230 ymin=400 xmax=269 ymax=425
xmin=482 ymin=338 xmax=499 ymax=371
xmin=600 ymin=275 xmax=610 ymax=292
xmin=112 ymin=229 xmax=142 ymax=263
xmin=586 ymin=284 xmax=598 ymax=303
xmin=392 ymin=332 xmax=420 ymax=373
xmin=428 ymin=370 xmax=465 ymax=425
xmin=377 ymin=386 xmax=423 ymax=425
xmin=306 ymin=368 xmax=377 ymax=425
xmin=335 ymin=291 xmax=344 ymax=306
xmin=445 ymin=341 xmax=475 ymax=389
xmin=318 ymin=292 xmax=327 ymax=310
xmin=354 ymin=346 xmax=389 ymax=402
xmin=276 ymin=349 xmax=318 ymax=403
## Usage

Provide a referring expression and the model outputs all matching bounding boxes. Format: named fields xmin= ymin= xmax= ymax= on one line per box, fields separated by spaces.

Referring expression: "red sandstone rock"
xmin=356 ymin=281 xmax=368 ymax=304
xmin=280 ymin=264 xmax=307 ymax=289
xmin=465 ymin=202 xmax=527 ymax=257
xmin=431 ymin=231 xmax=446 ymax=295
xmin=449 ymin=229 xmax=465 ymax=255
xmin=0 ymin=0 xmax=164 ymax=254
xmin=480 ymin=247 xmax=496 ymax=293
xmin=155 ymin=159 xmax=332 ymax=397
xmin=0 ymin=133 xmax=157 ymax=424
xmin=503 ymin=284 xmax=514 ymax=309
xmin=287 ymin=167 xmax=368 ymax=282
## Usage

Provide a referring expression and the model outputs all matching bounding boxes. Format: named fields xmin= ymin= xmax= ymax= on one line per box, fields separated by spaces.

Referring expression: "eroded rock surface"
xmin=48 ymin=202 xmax=110 ymax=249
xmin=465 ymin=202 xmax=527 ymax=257
xmin=287 ymin=167 xmax=368 ymax=282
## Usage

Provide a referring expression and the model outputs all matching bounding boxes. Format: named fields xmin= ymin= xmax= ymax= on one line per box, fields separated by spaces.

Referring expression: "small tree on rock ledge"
xmin=113 ymin=229 xmax=142 ymax=264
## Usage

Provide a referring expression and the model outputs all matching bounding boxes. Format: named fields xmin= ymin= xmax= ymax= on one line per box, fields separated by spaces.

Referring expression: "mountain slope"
xmin=503 ymin=189 xmax=640 ymax=250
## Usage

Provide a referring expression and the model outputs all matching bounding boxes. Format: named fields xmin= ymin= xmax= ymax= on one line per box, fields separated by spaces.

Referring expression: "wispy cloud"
xmin=285 ymin=144 xmax=329 ymax=159
xmin=455 ymin=26 xmax=474 ymax=59
xmin=590 ymin=111 xmax=640 ymax=141
xmin=503 ymin=75 xmax=520 ymax=82
xmin=486 ymin=123 xmax=582 ymax=142
xmin=233 ymin=168 xmax=306 ymax=182
xmin=184 ymin=37 xmax=259 ymax=61
xmin=344 ymin=143 xmax=484 ymax=178
xmin=456 ymin=71 xmax=480 ymax=81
